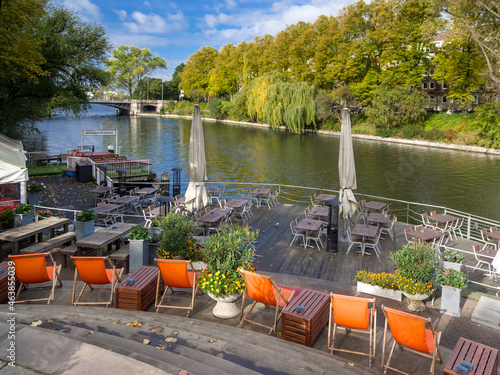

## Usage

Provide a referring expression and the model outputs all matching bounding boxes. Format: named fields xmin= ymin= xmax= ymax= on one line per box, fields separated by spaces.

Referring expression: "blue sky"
xmin=57 ymin=0 xmax=356 ymax=80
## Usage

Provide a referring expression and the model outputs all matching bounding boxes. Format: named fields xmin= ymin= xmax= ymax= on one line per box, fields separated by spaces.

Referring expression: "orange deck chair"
xmin=71 ymin=256 xmax=123 ymax=308
xmin=238 ymin=268 xmax=298 ymax=334
xmin=9 ymin=253 xmax=62 ymax=304
xmin=328 ymin=293 xmax=376 ymax=367
xmin=381 ymin=305 xmax=442 ymax=375
xmin=155 ymin=259 xmax=200 ymax=317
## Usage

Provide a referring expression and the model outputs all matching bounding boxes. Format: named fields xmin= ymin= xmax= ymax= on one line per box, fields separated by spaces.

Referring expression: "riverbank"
xmin=139 ymin=113 xmax=500 ymax=156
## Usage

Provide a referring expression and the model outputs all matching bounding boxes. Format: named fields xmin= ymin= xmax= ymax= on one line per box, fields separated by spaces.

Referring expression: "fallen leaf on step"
xmin=143 ymin=339 xmax=150 ymax=345
xmin=349 ymin=363 xmax=354 ymax=366
xmin=149 ymin=323 xmax=155 ymax=326
xmin=157 ymin=345 xmax=165 ymax=350
xmin=48 ymin=320 xmax=53 ymax=324
xmin=172 ymin=331 xmax=179 ymax=335
xmin=126 ymin=320 xmax=142 ymax=327
xmin=31 ymin=320 xmax=42 ymax=327
xmin=209 ymin=338 xmax=217 ymax=343
xmin=89 ymin=331 xmax=94 ymax=335
xmin=216 ymin=353 xmax=224 ymax=359
xmin=112 ymin=320 xmax=120 ymax=324
xmin=178 ymin=370 xmax=189 ymax=375
xmin=149 ymin=327 xmax=162 ymax=333
xmin=165 ymin=337 xmax=177 ymax=343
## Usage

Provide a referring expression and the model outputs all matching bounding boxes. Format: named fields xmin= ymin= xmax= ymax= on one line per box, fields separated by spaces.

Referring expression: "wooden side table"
xmin=444 ymin=337 xmax=498 ymax=375
xmin=281 ymin=289 xmax=330 ymax=347
xmin=115 ymin=266 xmax=162 ymax=311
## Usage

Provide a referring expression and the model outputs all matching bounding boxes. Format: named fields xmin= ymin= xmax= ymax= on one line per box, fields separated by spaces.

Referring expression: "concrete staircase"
xmin=0 ymin=305 xmax=373 ymax=375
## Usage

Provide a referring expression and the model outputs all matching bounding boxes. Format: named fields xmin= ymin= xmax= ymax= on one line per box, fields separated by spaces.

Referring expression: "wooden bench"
xmin=110 ymin=244 xmax=130 ymax=274
xmin=59 ymin=244 xmax=78 ymax=269
xmin=19 ymin=232 xmax=76 ymax=255
xmin=115 ymin=266 xmax=161 ymax=311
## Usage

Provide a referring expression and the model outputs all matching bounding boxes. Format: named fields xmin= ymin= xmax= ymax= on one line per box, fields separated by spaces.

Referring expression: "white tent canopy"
xmin=0 ymin=134 xmax=28 ymax=203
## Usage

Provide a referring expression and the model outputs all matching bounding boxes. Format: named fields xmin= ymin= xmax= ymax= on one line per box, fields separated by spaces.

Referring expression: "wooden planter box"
xmin=115 ymin=266 xmax=162 ymax=311
xmin=357 ymin=282 xmax=402 ymax=301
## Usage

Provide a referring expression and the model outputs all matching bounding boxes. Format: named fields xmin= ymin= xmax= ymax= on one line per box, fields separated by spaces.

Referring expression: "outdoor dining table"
xmin=366 ymin=212 xmax=391 ymax=226
xmin=225 ymin=199 xmax=249 ymax=209
xmin=309 ymin=206 xmax=329 ymax=219
xmin=296 ymin=219 xmax=323 ymax=248
xmin=173 ymin=196 xmax=186 ymax=206
xmin=0 ymin=217 xmax=70 ymax=255
xmin=135 ymin=187 xmax=158 ymax=196
xmin=251 ymin=188 xmax=271 ymax=206
xmin=363 ymin=201 xmax=388 ymax=212
xmin=485 ymin=230 xmax=500 ymax=242
xmin=198 ymin=208 xmax=231 ymax=224
xmin=93 ymin=203 xmax=123 ymax=215
xmin=75 ymin=222 xmax=135 ymax=256
xmin=351 ymin=224 xmax=379 ymax=256
xmin=206 ymin=186 xmax=222 ymax=195
xmin=428 ymin=213 xmax=459 ymax=224
xmin=89 ymin=186 xmax=116 ymax=195
xmin=408 ymin=227 xmax=444 ymax=243
xmin=315 ymin=194 xmax=337 ymax=204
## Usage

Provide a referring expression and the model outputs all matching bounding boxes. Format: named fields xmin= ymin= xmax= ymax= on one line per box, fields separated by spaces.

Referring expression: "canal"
xmin=18 ymin=105 xmax=500 ymax=220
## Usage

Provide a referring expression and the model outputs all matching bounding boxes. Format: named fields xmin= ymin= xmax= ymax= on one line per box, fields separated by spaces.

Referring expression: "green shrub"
xmin=208 ymin=99 xmax=223 ymax=119
xmin=0 ymin=208 xmax=14 ymax=230
xmin=76 ymin=209 xmax=97 ymax=222
xmin=129 ymin=226 xmax=150 ymax=241
xmin=14 ymin=204 xmax=34 ymax=214
xmin=156 ymin=213 xmax=201 ymax=260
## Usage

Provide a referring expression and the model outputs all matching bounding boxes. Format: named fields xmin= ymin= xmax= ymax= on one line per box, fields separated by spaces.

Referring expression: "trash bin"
xmin=76 ymin=161 xmax=92 ymax=183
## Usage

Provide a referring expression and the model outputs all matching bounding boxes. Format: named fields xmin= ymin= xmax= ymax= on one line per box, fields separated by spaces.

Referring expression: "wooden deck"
xmin=248 ymin=203 xmax=499 ymax=296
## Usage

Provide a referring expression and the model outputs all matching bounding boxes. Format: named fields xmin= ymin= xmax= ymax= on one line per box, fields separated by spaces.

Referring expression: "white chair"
xmin=269 ymin=190 xmax=279 ymax=207
xmin=449 ymin=218 xmax=464 ymax=240
xmin=421 ymin=212 xmax=437 ymax=229
xmin=381 ymin=216 xmax=395 ymax=241
xmin=364 ymin=228 xmax=382 ymax=258
xmin=346 ymin=227 xmax=363 ymax=254
xmin=305 ymin=228 xmax=323 ymax=252
xmin=472 ymin=244 xmax=497 ymax=280
xmin=404 ymin=227 xmax=416 ymax=244
xmin=289 ymin=220 xmax=305 ymax=247
xmin=192 ymin=216 xmax=206 ymax=236
xmin=142 ymin=207 xmax=152 ymax=228
xmin=480 ymin=229 xmax=498 ymax=250
xmin=310 ymin=195 xmax=321 ymax=207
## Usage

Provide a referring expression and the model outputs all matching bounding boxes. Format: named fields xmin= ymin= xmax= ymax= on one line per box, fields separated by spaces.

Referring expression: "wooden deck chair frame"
xmin=381 ymin=305 xmax=442 ymax=375
xmin=71 ymin=256 xmax=123 ymax=308
xmin=154 ymin=258 xmax=200 ymax=317
xmin=237 ymin=268 xmax=296 ymax=334
xmin=328 ymin=293 xmax=376 ymax=367
xmin=9 ymin=252 xmax=62 ymax=304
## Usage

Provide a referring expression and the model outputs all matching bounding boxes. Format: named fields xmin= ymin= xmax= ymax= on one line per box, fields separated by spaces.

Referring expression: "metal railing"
xmin=25 ymin=146 xmax=95 ymax=166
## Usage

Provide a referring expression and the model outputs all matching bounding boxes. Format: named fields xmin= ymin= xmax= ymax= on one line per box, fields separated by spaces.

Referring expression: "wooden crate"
xmin=282 ymin=289 xmax=330 ymax=347
xmin=115 ymin=266 xmax=162 ymax=311
xmin=444 ymin=337 xmax=498 ymax=375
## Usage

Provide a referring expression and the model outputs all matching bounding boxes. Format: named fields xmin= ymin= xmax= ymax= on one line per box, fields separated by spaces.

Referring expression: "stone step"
xmin=1 ymin=305 xmax=371 ymax=375
xmin=471 ymin=296 xmax=500 ymax=330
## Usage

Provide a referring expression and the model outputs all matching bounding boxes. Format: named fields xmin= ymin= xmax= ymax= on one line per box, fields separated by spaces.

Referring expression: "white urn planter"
xmin=356 ymin=282 xmax=402 ymax=301
xmin=443 ymin=261 xmax=462 ymax=272
xmin=14 ymin=213 xmax=34 ymax=227
xmin=402 ymin=291 xmax=432 ymax=311
xmin=75 ymin=220 xmax=95 ymax=241
xmin=208 ymin=293 xmax=242 ymax=319
xmin=440 ymin=285 xmax=461 ymax=317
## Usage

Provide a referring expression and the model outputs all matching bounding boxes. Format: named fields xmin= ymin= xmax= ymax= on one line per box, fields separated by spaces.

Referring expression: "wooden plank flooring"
xmin=248 ymin=203 xmax=499 ymax=295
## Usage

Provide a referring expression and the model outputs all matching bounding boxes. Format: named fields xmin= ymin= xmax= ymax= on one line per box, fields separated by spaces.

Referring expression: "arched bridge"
xmin=88 ymin=99 xmax=176 ymax=115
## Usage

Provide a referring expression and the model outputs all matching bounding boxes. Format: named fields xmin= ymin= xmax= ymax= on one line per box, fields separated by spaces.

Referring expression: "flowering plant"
xmin=156 ymin=213 xmax=204 ymax=260
xmin=355 ymin=270 xmax=398 ymax=290
xmin=437 ymin=269 xmax=468 ymax=290
xmin=27 ymin=182 xmax=46 ymax=193
xmin=36 ymin=209 xmax=53 ymax=218
xmin=198 ymin=224 xmax=258 ymax=297
xmin=441 ymin=249 xmax=465 ymax=263
xmin=394 ymin=269 xmax=434 ymax=295
xmin=76 ymin=209 xmax=97 ymax=222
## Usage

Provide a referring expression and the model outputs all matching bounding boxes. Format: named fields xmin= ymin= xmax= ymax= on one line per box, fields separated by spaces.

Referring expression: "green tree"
xmin=164 ymin=63 xmax=184 ymax=100
xmin=179 ymin=46 xmax=218 ymax=100
xmin=209 ymin=43 xmax=240 ymax=98
xmin=105 ymin=45 xmax=166 ymax=98
xmin=0 ymin=3 xmax=111 ymax=133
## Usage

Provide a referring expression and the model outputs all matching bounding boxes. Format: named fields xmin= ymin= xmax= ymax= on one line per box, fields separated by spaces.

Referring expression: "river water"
xmin=19 ymin=105 xmax=500 ymax=220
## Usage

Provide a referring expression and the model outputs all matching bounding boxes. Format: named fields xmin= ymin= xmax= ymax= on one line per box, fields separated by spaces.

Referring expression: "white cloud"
xmin=144 ymin=1 xmax=151 ymax=6
xmin=113 ymin=10 xmax=127 ymax=21
xmin=123 ymin=11 xmax=185 ymax=34
xmin=62 ymin=0 xmax=101 ymax=21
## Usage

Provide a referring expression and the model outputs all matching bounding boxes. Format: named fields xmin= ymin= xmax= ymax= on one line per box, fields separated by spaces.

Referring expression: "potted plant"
xmin=36 ymin=209 xmax=53 ymax=220
xmin=0 ymin=207 xmax=15 ymax=230
xmin=355 ymin=270 xmax=402 ymax=301
xmin=75 ymin=209 xmax=97 ymax=241
xmin=27 ymin=182 xmax=46 ymax=205
xmin=156 ymin=213 xmax=197 ymax=259
xmin=128 ymin=226 xmax=151 ymax=273
xmin=197 ymin=224 xmax=258 ymax=319
xmin=14 ymin=204 xmax=35 ymax=227
xmin=441 ymin=249 xmax=465 ymax=271
xmin=390 ymin=242 xmax=438 ymax=311
xmin=437 ymin=268 xmax=468 ymax=317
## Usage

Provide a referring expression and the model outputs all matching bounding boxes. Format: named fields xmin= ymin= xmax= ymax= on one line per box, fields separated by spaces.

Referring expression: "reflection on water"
xmin=19 ymin=105 xmax=500 ymax=220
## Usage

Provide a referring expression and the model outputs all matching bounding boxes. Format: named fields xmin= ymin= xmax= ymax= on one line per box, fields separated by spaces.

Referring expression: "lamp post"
xmin=325 ymin=198 xmax=341 ymax=253
xmin=171 ymin=167 xmax=183 ymax=198
xmin=157 ymin=196 xmax=174 ymax=216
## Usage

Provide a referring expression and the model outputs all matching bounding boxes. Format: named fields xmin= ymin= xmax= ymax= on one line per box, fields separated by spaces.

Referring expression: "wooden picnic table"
xmin=135 ymin=187 xmax=158 ymax=196
xmin=75 ymin=223 xmax=135 ymax=257
xmin=363 ymin=201 xmax=388 ymax=212
xmin=110 ymin=196 xmax=139 ymax=205
xmin=429 ymin=213 xmax=459 ymax=224
xmin=444 ymin=337 xmax=498 ymax=375
xmin=198 ymin=208 xmax=231 ymax=224
xmin=226 ymin=199 xmax=249 ymax=209
xmin=366 ymin=212 xmax=391 ymax=225
xmin=351 ymin=224 xmax=379 ymax=256
xmin=315 ymin=194 xmax=337 ymax=204
xmin=0 ymin=217 xmax=70 ymax=255
xmin=408 ymin=227 xmax=444 ymax=243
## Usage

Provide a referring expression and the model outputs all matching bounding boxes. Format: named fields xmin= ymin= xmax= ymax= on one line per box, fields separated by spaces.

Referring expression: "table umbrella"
xmin=184 ymin=104 xmax=208 ymax=211
xmin=338 ymin=108 xmax=357 ymax=220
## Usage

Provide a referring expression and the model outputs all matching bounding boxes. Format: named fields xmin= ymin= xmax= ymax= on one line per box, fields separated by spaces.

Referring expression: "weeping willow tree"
xmin=246 ymin=72 xmax=316 ymax=133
